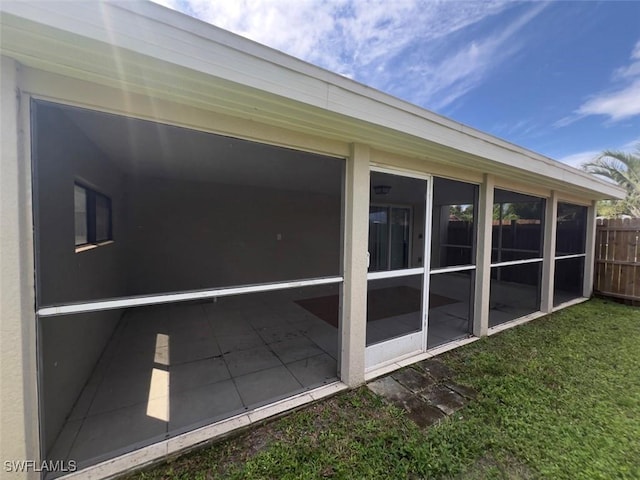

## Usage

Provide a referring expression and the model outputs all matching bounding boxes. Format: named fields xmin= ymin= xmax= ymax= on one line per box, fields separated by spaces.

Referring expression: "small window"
xmin=74 ymin=183 xmax=112 ymax=249
xmin=74 ymin=185 xmax=88 ymax=246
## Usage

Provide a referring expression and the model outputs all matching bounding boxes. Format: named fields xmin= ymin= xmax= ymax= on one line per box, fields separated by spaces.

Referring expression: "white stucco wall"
xmin=0 ymin=56 xmax=39 ymax=479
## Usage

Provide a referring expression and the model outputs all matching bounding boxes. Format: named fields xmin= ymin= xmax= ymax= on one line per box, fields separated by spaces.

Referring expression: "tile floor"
xmin=428 ymin=273 xmax=473 ymax=348
xmin=553 ymin=289 xmax=584 ymax=307
xmin=428 ymin=302 xmax=471 ymax=348
xmin=46 ymin=275 xmax=542 ymax=473
xmin=489 ymin=278 xmax=540 ymax=327
xmin=47 ymin=285 xmax=341 ymax=472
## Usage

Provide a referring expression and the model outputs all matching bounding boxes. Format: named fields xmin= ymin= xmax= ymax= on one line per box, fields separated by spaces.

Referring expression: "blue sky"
xmin=151 ymin=0 xmax=640 ymax=168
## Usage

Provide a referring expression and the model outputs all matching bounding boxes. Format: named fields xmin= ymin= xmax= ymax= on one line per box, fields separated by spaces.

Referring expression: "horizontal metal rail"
xmin=37 ymin=276 xmax=344 ymax=317
xmin=490 ymin=257 xmax=543 ymax=268
xmin=367 ymin=267 xmax=424 ymax=281
xmin=554 ymin=253 xmax=587 ymax=261
xmin=429 ymin=264 xmax=476 ymax=275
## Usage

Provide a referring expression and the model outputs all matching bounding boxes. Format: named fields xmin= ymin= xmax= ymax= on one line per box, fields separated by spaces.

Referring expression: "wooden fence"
xmin=594 ymin=218 xmax=640 ymax=301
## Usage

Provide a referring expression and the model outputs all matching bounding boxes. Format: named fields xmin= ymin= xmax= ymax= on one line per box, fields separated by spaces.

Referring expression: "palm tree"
xmin=583 ymin=144 xmax=640 ymax=217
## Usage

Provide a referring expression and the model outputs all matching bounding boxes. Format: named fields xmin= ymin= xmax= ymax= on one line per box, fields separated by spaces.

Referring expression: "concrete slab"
xmin=401 ymin=394 xmax=446 ymax=428
xmin=367 ymin=376 xmax=412 ymax=405
xmin=422 ymin=385 xmax=467 ymax=415
xmin=391 ymin=367 xmax=435 ymax=393
xmin=368 ymin=364 xmax=474 ymax=430
xmin=445 ymin=381 xmax=478 ymax=400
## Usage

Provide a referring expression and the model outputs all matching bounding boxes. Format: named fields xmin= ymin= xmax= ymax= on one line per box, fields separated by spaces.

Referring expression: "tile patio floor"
xmin=45 ymin=275 xmax=567 ymax=473
xmin=47 ymin=286 xmax=341 ymax=471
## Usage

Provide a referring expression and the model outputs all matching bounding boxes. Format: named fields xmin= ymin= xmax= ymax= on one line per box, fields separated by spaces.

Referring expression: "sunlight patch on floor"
xmin=148 ymin=333 xmax=170 ymax=421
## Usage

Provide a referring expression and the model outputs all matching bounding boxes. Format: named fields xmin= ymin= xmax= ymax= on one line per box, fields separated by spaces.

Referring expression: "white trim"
xmin=430 ymin=173 xmax=481 ymax=187
xmin=366 ymin=267 xmax=423 ymax=280
xmin=474 ymin=173 xmax=494 ymax=337
xmin=488 ymin=297 xmax=590 ymax=336
xmin=583 ymin=201 xmax=597 ymax=297
xmin=490 ymin=257 xmax=544 ymax=268
xmin=554 ymin=253 xmax=587 ymax=261
xmin=493 ymin=181 xmax=551 ymax=199
xmin=541 ymin=191 xmax=558 ymax=314
xmin=340 ymin=142 xmax=370 ymax=387
xmin=551 ymin=296 xmax=589 ymax=312
xmin=365 ymin=333 xmax=423 ymax=370
xmin=365 ymin=167 xmax=430 ymax=370
xmin=370 ymin=164 xmax=431 ymax=180
xmin=556 ymin=197 xmax=592 ymax=208
xmin=56 ymin=381 xmax=348 ymax=480
xmin=422 ymin=176 xmax=434 ymax=352
xmin=37 ymin=276 xmax=344 ymax=317
xmin=487 ymin=311 xmax=547 ymax=335
xmin=364 ymin=335 xmax=481 ymax=381
xmin=429 ymin=264 xmax=476 ymax=275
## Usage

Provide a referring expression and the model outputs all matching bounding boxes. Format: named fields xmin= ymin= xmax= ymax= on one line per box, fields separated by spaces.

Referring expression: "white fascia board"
xmin=0 ymin=1 xmax=624 ymax=200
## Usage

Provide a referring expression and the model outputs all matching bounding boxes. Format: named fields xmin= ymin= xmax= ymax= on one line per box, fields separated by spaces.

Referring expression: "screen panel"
xmin=33 ymin=101 xmax=344 ymax=306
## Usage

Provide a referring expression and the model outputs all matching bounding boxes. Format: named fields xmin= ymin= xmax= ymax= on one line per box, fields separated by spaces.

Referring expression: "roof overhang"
xmin=0 ymin=0 xmax=625 ymax=200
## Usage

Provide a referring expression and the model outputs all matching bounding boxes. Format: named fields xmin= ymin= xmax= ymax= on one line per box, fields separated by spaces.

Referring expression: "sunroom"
xmin=0 ymin=2 xmax=623 ymax=480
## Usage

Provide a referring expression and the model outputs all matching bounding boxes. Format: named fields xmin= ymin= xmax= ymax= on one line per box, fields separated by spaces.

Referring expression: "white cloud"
xmin=557 ymin=150 xmax=600 ymax=169
xmin=556 ymin=39 xmax=640 ymax=127
xmin=408 ymin=2 xmax=547 ymax=110
xmin=558 ymin=137 xmax=640 ymax=169
xmin=576 ymin=80 xmax=640 ymax=122
xmin=150 ymin=0 xmax=545 ymax=110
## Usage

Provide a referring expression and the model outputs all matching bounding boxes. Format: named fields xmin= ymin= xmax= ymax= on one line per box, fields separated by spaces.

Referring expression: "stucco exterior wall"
xmin=0 ymin=56 xmax=39 ymax=479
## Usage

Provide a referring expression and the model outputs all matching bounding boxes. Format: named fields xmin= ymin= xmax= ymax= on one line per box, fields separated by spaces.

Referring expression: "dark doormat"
xmin=296 ymin=287 xmax=457 ymax=328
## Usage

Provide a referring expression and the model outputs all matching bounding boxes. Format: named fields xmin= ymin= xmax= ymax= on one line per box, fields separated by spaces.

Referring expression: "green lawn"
xmin=128 ymin=298 xmax=640 ymax=480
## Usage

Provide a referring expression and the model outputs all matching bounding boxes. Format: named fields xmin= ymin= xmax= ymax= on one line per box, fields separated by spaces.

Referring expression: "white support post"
xmin=340 ymin=143 xmax=370 ymax=387
xmin=541 ymin=191 xmax=558 ymax=313
xmin=583 ymin=200 xmax=598 ymax=298
xmin=0 ymin=57 xmax=40 ymax=478
xmin=473 ymin=173 xmax=494 ymax=337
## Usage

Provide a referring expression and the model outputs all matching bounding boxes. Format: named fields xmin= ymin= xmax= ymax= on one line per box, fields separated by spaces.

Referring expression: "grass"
xmin=127 ymin=298 xmax=640 ymax=480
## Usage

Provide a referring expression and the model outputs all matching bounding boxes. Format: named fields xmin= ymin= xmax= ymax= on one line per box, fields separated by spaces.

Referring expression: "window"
xmin=368 ymin=205 xmax=412 ymax=271
xmin=74 ymin=183 xmax=112 ymax=248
